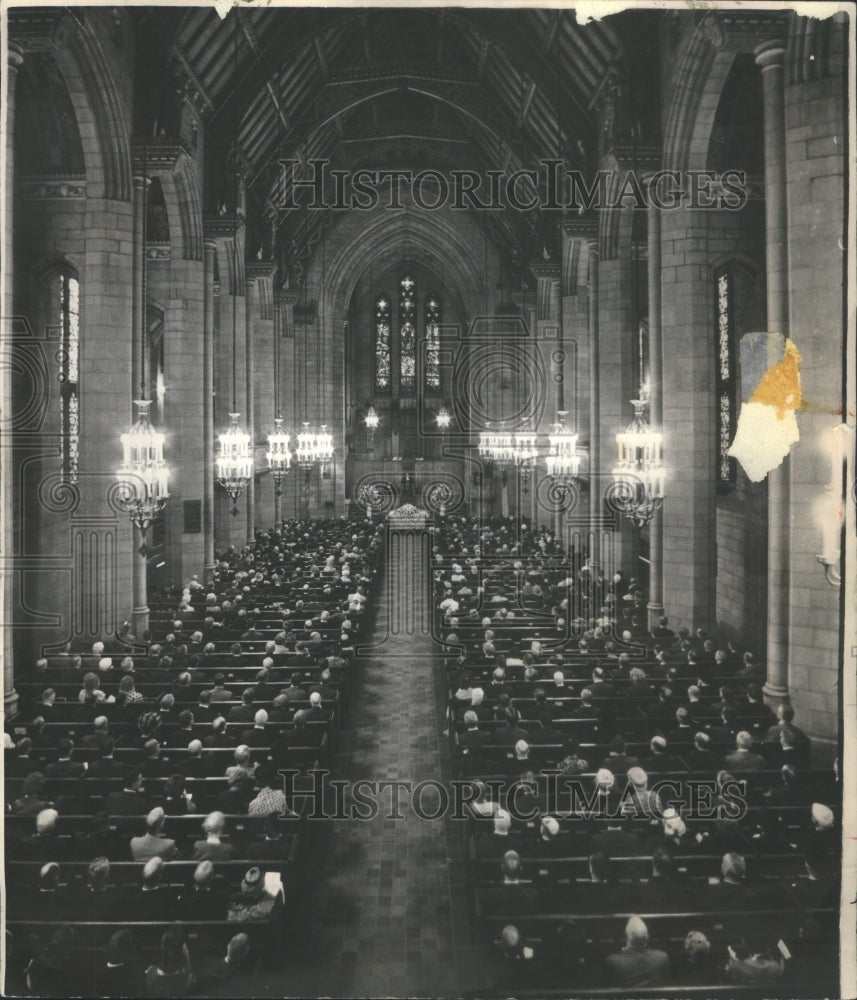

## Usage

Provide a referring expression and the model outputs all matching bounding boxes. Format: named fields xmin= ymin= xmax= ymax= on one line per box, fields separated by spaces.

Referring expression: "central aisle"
xmin=274 ymin=528 xmax=493 ymax=998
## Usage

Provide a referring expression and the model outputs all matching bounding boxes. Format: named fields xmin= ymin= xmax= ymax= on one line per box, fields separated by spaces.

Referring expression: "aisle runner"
xmin=307 ymin=527 xmax=460 ymax=997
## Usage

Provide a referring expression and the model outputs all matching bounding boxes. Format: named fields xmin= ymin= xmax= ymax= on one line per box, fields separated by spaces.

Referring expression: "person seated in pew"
xmin=603 ymin=915 xmax=670 ymax=988
xmin=672 ymin=930 xmax=719 ymax=987
xmin=86 ymin=737 xmax=126 ymax=780
xmin=705 ymin=851 xmax=757 ymax=908
xmin=227 ymin=688 xmax=257 ymax=725
xmin=474 ymin=809 xmax=526 ymax=858
xmin=6 ymin=860 xmax=62 ymax=919
xmin=267 ymin=693 xmax=292 ymax=723
xmin=130 ymin=806 xmax=179 ymax=862
xmin=590 ymin=812 xmax=643 ymax=859
xmin=176 ymin=859 xmax=229 ymax=920
xmin=161 ymin=773 xmax=198 ymax=816
xmin=164 ymin=709 xmax=196 ymax=749
xmin=762 ymin=703 xmax=811 ymax=761
xmin=45 ymin=737 xmax=88 ymax=780
xmin=637 ymin=845 xmax=694 ymax=912
xmin=135 ymin=855 xmax=181 ymax=919
xmin=723 ymin=730 xmax=767 ymax=772
xmin=5 ymin=737 xmax=39 ymax=778
xmin=736 ymin=683 xmax=777 ymax=737
xmin=641 ymin=735 xmax=683 ymax=774
xmin=106 ymin=766 xmax=149 ymax=815
xmin=23 ymin=925 xmax=79 ymax=997
xmin=572 ymin=688 xmax=601 ymax=727
xmin=71 ymin=809 xmax=126 ymax=861
xmin=494 ymin=706 xmax=528 ymax=747
xmin=192 ymin=932 xmax=252 ymax=995
xmin=666 ymin=706 xmax=697 ymax=749
xmin=213 ymin=769 xmax=256 ymax=815
xmin=67 ymin=856 xmax=127 ymax=920
xmin=9 ymin=771 xmax=53 ymax=816
xmin=226 ymin=865 xmax=284 ymax=924
xmin=90 ymin=928 xmax=147 ymax=998
xmin=203 ymin=717 xmax=234 ymax=750
xmin=248 ymin=764 xmax=295 ymax=817
xmin=241 ymin=709 xmax=273 ymax=750
xmin=599 ymin=734 xmax=640 ymax=775
xmin=478 ymin=850 xmax=539 ymax=916
xmin=178 ymin=740 xmax=218 ymax=779
xmin=683 ymin=731 xmax=716 ymax=772
xmin=528 ymin=711 xmax=564 ymax=748
xmin=237 ymin=810 xmax=300 ymax=862
xmin=144 ymin=925 xmax=193 ymax=998
xmin=556 ymin=737 xmax=591 ymax=777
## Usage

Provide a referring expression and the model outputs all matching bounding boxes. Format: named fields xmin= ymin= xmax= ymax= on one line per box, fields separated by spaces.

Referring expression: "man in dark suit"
xmin=86 ymin=738 xmax=125 ymax=780
xmin=177 ymin=859 xmax=230 ymax=919
xmin=723 ymin=731 xmax=767 ymax=771
xmin=10 ymin=807 xmax=61 ymax=862
xmin=106 ymin=767 xmax=148 ymax=815
xmin=762 ymin=703 xmax=811 ymax=763
xmin=134 ymin=856 xmax=180 ymax=919
xmin=604 ymin=916 xmax=670 ymax=987
xmin=478 ymin=850 xmax=539 ymax=916
xmin=684 ymin=731 xmax=717 ymax=772
xmin=706 ymin=851 xmax=757 ymax=908
xmin=178 ymin=739 xmax=218 ymax=778
xmin=45 ymin=738 xmax=87 ymax=779
xmin=193 ymin=933 xmax=251 ymax=995
xmin=641 ymin=735 xmax=683 ymax=773
xmin=227 ymin=688 xmax=257 ymax=725
xmin=90 ymin=929 xmax=147 ymax=998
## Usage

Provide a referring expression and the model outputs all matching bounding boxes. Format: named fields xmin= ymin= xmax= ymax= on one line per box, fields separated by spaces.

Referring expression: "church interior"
xmin=1 ymin=4 xmax=853 ymax=998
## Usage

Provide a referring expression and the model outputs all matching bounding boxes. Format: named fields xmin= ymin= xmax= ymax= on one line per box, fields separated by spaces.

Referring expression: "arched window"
xmin=399 ymin=275 xmax=416 ymax=394
xmin=716 ymin=269 xmax=737 ymax=486
xmin=424 ymin=293 xmax=441 ymax=392
xmin=57 ymin=271 xmax=80 ymax=483
xmin=374 ymin=293 xmax=391 ymax=391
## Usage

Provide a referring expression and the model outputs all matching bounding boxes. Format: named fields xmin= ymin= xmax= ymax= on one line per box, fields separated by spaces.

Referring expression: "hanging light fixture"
xmin=436 ymin=406 xmax=451 ymax=431
xmin=116 ymin=140 xmax=171 ymax=536
xmin=266 ymin=417 xmax=291 ymax=493
xmin=546 ymin=410 xmax=581 ymax=490
xmin=611 ymin=393 xmax=665 ymax=528
xmin=215 ymin=16 xmax=252 ymax=517
xmin=117 ymin=400 xmax=170 ymax=534
xmin=365 ymin=405 xmax=380 ymax=435
xmin=513 ymin=426 xmax=538 ymax=491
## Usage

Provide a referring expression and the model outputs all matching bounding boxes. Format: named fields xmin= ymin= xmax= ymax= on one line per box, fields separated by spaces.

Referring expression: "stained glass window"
xmin=374 ymin=294 xmax=391 ymax=391
xmin=425 ymin=293 xmax=441 ymax=391
xmin=716 ymin=270 xmax=736 ymax=485
xmin=59 ymin=273 xmax=80 ymax=483
xmin=399 ymin=275 xmax=416 ymax=393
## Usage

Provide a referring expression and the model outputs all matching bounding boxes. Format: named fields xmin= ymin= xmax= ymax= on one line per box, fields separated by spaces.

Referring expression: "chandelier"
xmin=611 ymin=396 xmax=665 ymax=527
xmin=295 ymin=422 xmax=333 ymax=472
xmin=116 ymin=140 xmax=170 ymax=537
xmin=217 ymin=412 xmax=254 ymax=514
xmin=116 ymin=399 xmax=170 ymax=534
xmin=512 ymin=429 xmax=538 ymax=491
xmin=266 ymin=417 xmax=291 ymax=494
xmin=436 ymin=406 xmax=451 ymax=430
xmin=546 ymin=410 xmax=581 ymax=490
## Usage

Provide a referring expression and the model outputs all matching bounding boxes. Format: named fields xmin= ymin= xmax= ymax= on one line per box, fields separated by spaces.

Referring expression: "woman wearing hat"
xmin=226 ymin=867 xmax=284 ymax=923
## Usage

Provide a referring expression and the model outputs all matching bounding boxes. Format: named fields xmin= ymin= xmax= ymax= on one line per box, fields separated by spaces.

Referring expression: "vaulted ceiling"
xmin=130 ymin=7 xmax=643 ymax=271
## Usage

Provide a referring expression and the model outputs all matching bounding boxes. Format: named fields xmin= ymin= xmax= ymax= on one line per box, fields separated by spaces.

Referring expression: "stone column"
xmin=245 ymin=275 xmax=257 ymax=545
xmin=646 ymin=194 xmax=664 ymax=631
xmin=129 ymin=172 xmax=150 ymax=637
xmin=2 ymin=43 xmax=23 ymax=718
xmin=131 ymin=175 xmax=148 ymax=419
xmin=755 ymin=38 xmax=790 ymax=699
xmin=203 ymin=239 xmax=216 ymax=580
xmin=587 ymin=243 xmax=601 ymax=565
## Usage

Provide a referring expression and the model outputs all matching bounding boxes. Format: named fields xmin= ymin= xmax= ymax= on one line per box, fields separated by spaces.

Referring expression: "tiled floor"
xmin=255 ymin=530 xmax=495 ymax=999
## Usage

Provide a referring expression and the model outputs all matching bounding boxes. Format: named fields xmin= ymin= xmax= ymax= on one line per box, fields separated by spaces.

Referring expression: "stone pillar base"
xmin=132 ymin=607 xmax=150 ymax=638
xmin=647 ymin=602 xmax=665 ymax=632
xmin=762 ymin=680 xmax=790 ymax=704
